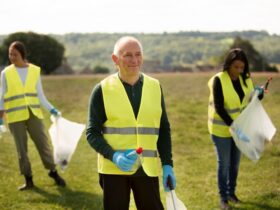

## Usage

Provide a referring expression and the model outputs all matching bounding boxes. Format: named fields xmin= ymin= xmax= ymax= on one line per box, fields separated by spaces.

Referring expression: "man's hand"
xmin=162 ymin=165 xmax=176 ymax=192
xmin=50 ymin=108 xmax=61 ymax=117
xmin=113 ymin=151 xmax=136 ymax=171
xmin=125 ymin=149 xmax=138 ymax=160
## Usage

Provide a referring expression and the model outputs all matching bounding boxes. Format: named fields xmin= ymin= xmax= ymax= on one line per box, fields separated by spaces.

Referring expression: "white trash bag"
xmin=230 ymin=90 xmax=276 ymax=161
xmin=0 ymin=124 xmax=8 ymax=138
xmin=166 ymin=190 xmax=187 ymax=210
xmin=166 ymin=176 xmax=187 ymax=210
xmin=49 ymin=115 xmax=85 ymax=170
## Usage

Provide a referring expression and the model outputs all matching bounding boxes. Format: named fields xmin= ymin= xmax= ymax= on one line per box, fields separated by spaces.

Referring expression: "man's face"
xmin=113 ymin=41 xmax=143 ymax=77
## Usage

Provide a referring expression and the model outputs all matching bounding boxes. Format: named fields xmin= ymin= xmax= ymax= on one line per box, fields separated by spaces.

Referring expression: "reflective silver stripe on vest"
xmin=103 ymin=127 xmax=159 ymax=135
xmin=142 ymin=150 xmax=158 ymax=157
xmin=104 ymin=127 xmax=136 ymax=134
xmin=5 ymin=104 xmax=41 ymax=113
xmin=209 ymin=102 xmax=240 ymax=114
xmin=227 ymin=108 xmax=240 ymax=114
xmin=209 ymin=118 xmax=227 ymax=126
xmin=138 ymin=127 xmax=159 ymax=135
xmin=4 ymin=93 xmax=38 ymax=102
xmin=119 ymin=149 xmax=158 ymax=157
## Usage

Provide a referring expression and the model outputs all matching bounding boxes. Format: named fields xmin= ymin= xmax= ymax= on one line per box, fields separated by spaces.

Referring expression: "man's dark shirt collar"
xmin=118 ymin=73 xmax=143 ymax=87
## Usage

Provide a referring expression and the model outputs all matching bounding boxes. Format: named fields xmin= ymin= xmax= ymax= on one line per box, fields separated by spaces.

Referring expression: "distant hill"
xmin=1 ymin=31 xmax=280 ymax=72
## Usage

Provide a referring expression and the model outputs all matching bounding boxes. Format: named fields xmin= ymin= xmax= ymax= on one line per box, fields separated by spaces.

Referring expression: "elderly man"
xmin=86 ymin=36 xmax=176 ymax=210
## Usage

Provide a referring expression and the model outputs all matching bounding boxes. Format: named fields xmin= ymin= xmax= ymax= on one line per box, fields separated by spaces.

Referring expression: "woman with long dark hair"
xmin=208 ymin=48 xmax=263 ymax=209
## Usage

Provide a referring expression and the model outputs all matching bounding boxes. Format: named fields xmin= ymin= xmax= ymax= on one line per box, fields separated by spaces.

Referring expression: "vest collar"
xmin=118 ymin=73 xmax=143 ymax=87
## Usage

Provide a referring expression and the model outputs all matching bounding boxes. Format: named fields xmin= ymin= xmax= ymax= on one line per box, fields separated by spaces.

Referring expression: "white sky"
xmin=0 ymin=0 xmax=279 ymax=35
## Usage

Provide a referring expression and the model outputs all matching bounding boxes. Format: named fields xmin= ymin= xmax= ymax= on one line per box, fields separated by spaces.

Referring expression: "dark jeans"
xmin=211 ymin=135 xmax=241 ymax=201
xmin=99 ymin=174 xmax=164 ymax=210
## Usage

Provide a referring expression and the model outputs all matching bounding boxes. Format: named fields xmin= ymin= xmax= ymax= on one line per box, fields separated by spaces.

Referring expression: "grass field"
xmin=0 ymin=72 xmax=279 ymax=210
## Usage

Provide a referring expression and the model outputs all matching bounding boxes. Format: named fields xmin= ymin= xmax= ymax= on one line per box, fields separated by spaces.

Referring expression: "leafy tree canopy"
xmin=93 ymin=65 xmax=110 ymax=74
xmin=228 ymin=36 xmax=278 ymax=72
xmin=0 ymin=32 xmax=65 ymax=74
xmin=51 ymin=31 xmax=280 ymax=72
xmin=1 ymin=31 xmax=279 ymax=73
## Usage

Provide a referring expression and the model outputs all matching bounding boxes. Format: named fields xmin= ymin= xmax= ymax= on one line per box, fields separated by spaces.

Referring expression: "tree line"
xmin=0 ymin=31 xmax=279 ymax=74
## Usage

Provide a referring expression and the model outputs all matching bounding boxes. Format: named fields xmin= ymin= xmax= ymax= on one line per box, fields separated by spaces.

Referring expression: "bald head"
xmin=113 ymin=36 xmax=143 ymax=57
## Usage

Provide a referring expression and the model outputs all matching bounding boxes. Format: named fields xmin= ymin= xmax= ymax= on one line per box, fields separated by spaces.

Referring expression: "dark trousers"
xmin=99 ymin=174 xmax=164 ymax=210
xmin=8 ymin=110 xmax=55 ymax=176
xmin=211 ymin=134 xmax=241 ymax=201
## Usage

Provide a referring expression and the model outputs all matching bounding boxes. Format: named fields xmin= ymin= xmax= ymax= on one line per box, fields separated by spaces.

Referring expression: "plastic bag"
xmin=166 ymin=175 xmax=187 ymax=210
xmin=49 ymin=116 xmax=85 ymax=170
xmin=230 ymin=90 xmax=276 ymax=161
xmin=0 ymin=125 xmax=7 ymax=138
xmin=166 ymin=190 xmax=187 ymax=210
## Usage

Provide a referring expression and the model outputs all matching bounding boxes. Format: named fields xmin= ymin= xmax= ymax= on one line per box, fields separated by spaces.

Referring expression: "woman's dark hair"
xmin=223 ymin=48 xmax=250 ymax=87
xmin=9 ymin=41 xmax=27 ymax=60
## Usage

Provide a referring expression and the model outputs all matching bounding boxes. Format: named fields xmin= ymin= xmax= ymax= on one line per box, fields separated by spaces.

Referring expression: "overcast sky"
xmin=0 ymin=0 xmax=279 ymax=35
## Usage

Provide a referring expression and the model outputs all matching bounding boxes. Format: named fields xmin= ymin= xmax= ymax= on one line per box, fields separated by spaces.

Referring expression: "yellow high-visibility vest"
xmin=208 ymin=71 xmax=254 ymax=137
xmin=4 ymin=64 xmax=43 ymax=123
xmin=99 ymin=73 xmax=162 ymax=176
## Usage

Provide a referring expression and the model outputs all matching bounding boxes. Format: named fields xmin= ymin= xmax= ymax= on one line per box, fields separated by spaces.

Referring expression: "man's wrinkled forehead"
xmin=118 ymin=40 xmax=142 ymax=55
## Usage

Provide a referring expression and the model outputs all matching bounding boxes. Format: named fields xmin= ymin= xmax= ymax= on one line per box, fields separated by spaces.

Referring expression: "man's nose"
xmin=130 ymin=55 xmax=137 ymax=62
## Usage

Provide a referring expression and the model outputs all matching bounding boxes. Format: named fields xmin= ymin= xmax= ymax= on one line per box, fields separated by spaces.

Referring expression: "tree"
xmin=93 ymin=65 xmax=110 ymax=74
xmin=228 ymin=36 xmax=278 ymax=72
xmin=0 ymin=32 xmax=65 ymax=74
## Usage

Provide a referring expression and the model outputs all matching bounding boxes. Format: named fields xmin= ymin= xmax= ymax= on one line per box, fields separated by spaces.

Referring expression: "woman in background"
xmin=208 ymin=48 xmax=263 ymax=210
xmin=0 ymin=41 xmax=66 ymax=190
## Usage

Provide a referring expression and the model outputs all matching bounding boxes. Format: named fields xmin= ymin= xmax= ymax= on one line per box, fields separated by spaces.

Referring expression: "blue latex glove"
xmin=125 ymin=149 xmax=138 ymax=161
xmin=50 ymin=108 xmax=61 ymax=117
xmin=113 ymin=151 xmax=136 ymax=172
xmin=162 ymin=165 xmax=176 ymax=192
xmin=255 ymin=86 xmax=264 ymax=96
xmin=236 ymin=128 xmax=250 ymax=142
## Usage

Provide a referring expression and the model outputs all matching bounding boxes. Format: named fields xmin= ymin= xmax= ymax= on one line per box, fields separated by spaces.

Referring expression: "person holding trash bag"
xmin=86 ymin=36 xmax=176 ymax=210
xmin=0 ymin=41 xmax=66 ymax=190
xmin=208 ymin=48 xmax=264 ymax=210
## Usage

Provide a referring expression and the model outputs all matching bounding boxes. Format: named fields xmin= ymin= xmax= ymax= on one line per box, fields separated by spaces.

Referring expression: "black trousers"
xmin=99 ymin=174 xmax=164 ymax=210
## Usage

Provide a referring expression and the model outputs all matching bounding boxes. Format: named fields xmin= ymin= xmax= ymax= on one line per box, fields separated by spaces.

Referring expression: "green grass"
xmin=0 ymin=73 xmax=279 ymax=210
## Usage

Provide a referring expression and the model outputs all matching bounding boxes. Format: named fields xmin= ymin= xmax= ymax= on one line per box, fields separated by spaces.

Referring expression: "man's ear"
xmin=112 ymin=54 xmax=118 ymax=65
